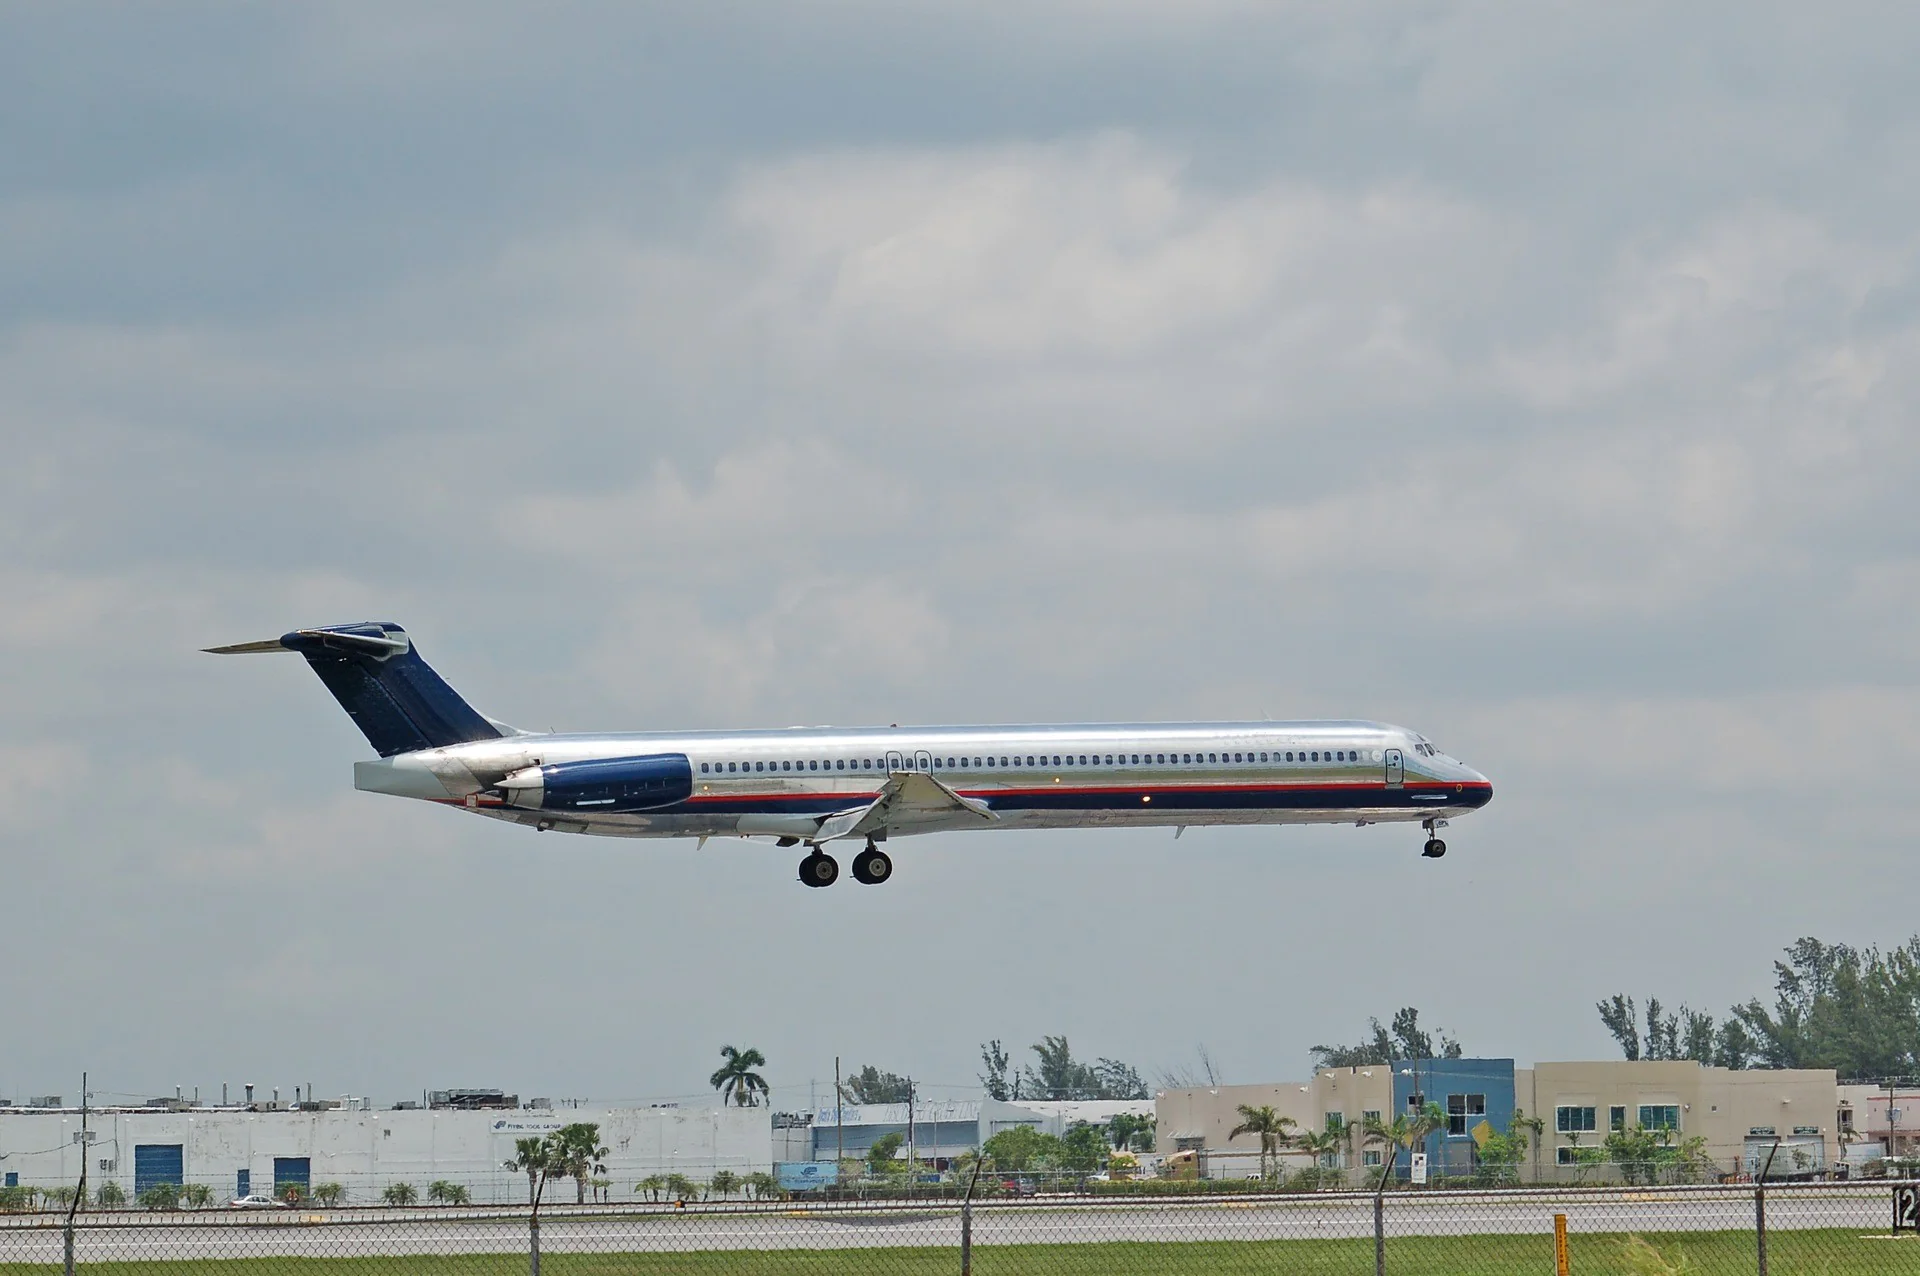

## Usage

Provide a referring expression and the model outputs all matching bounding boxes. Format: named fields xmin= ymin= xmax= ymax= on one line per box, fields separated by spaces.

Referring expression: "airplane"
xmin=208 ymin=622 xmax=1493 ymax=887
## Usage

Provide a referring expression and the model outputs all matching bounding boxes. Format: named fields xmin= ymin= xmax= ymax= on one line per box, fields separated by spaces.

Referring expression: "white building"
xmin=0 ymin=1104 xmax=771 ymax=1205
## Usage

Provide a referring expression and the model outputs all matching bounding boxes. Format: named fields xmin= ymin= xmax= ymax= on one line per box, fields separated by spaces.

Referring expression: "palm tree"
xmin=1363 ymin=1103 xmax=1447 ymax=1181
xmin=181 ymin=1183 xmax=216 ymax=1210
xmin=381 ymin=1183 xmax=418 ymax=1206
xmin=311 ymin=1183 xmax=344 ymax=1207
xmin=505 ymin=1136 xmax=552 ymax=1206
xmin=663 ymin=1173 xmax=697 ymax=1202
xmin=743 ymin=1171 xmax=782 ymax=1201
xmin=1295 ymin=1127 xmax=1345 ymax=1172
xmin=708 ymin=1170 xmax=741 ymax=1201
xmin=636 ymin=1174 xmax=666 ymax=1203
xmin=1227 ymin=1105 xmax=1298 ymax=1180
xmin=427 ymin=1180 xmax=455 ymax=1204
xmin=549 ymin=1123 xmax=610 ymax=1205
xmin=710 ymin=1045 xmax=770 ymax=1107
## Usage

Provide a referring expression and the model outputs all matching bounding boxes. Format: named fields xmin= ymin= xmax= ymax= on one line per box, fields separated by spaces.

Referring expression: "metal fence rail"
xmin=2 ymin=1181 xmax=1916 ymax=1274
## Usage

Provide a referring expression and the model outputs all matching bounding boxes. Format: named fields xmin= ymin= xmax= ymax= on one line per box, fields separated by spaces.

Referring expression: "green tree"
xmin=427 ymin=1180 xmax=456 ymax=1204
xmin=1362 ymin=1103 xmax=1447 ymax=1180
xmin=979 ymin=1040 xmax=1016 ymax=1101
xmin=95 ymin=1181 xmax=127 ymax=1208
xmin=1108 ymin=1112 xmax=1156 ymax=1152
xmin=182 ymin=1183 xmax=216 ymax=1209
xmin=1060 ymin=1122 xmax=1109 ymax=1173
xmin=866 ymin=1132 xmax=906 ymax=1174
xmin=1295 ymin=1122 xmax=1346 ymax=1172
xmin=550 ymin=1123 xmax=610 ymax=1205
xmin=504 ymin=1136 xmax=552 ymax=1207
xmin=981 ymin=1125 xmax=1064 ymax=1171
xmin=137 ymin=1183 xmax=182 ymax=1211
xmin=1311 ymin=1008 xmax=1463 ymax=1069
xmin=1604 ymin=1124 xmax=1676 ymax=1187
xmin=710 ymin=1044 xmax=771 ymax=1107
xmin=310 ymin=1183 xmax=344 ymax=1207
xmin=708 ymin=1170 xmax=741 ymax=1200
xmin=663 ymin=1173 xmax=697 ymax=1202
xmin=1472 ymin=1109 xmax=1542 ymax=1186
xmin=1015 ymin=1036 xmax=1150 ymax=1100
xmin=841 ymin=1065 xmax=913 ymax=1104
xmin=1227 ymin=1105 xmax=1298 ymax=1180
xmin=381 ymin=1183 xmax=418 ymax=1206
xmin=636 ymin=1174 xmax=666 ymax=1202
xmin=744 ymin=1171 xmax=783 ymax=1201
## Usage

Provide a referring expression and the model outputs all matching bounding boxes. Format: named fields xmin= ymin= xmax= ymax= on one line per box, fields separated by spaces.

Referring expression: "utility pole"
xmin=835 ymin=1058 xmax=844 ymax=1168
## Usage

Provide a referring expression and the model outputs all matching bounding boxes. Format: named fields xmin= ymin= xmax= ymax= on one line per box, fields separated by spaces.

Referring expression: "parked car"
xmin=229 ymin=1195 xmax=290 ymax=1209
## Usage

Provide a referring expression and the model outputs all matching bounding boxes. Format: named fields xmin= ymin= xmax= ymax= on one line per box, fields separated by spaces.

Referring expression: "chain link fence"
xmin=2 ymin=1180 xmax=1916 ymax=1274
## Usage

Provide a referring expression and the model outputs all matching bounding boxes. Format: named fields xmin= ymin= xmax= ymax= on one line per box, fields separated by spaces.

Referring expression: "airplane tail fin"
xmin=205 ymin=622 xmax=506 ymax=757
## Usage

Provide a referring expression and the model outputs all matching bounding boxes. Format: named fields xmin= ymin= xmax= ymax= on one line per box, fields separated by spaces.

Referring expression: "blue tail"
xmin=206 ymin=622 xmax=504 ymax=757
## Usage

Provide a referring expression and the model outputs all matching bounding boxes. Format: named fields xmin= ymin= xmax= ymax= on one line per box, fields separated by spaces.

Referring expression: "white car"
xmin=229 ymin=1194 xmax=290 ymax=1209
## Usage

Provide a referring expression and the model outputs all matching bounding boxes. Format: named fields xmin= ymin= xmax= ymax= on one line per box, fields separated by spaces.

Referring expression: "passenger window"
xmin=1209 ymin=753 xmax=1217 ymax=763
xmin=1285 ymin=752 xmax=1293 ymax=762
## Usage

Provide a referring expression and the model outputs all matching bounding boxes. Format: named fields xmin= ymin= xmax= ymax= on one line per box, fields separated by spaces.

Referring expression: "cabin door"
xmin=1384 ymin=748 xmax=1405 ymax=790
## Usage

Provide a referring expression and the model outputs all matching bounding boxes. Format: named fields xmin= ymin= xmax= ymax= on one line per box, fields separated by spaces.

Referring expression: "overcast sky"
xmin=4 ymin=1 xmax=1918 ymax=1110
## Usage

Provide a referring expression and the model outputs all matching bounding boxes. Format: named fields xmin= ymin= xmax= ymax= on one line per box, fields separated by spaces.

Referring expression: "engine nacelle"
xmin=497 ymin=754 xmax=693 ymax=813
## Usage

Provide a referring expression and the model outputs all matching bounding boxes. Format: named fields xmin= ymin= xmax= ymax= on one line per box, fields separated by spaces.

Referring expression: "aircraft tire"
xmin=1422 ymin=838 xmax=1447 ymax=859
xmin=852 ymin=849 xmax=893 ymax=885
xmin=800 ymin=852 xmax=840 ymax=887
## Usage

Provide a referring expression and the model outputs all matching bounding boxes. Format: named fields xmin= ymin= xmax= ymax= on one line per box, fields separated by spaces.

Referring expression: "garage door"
xmin=134 ymin=1144 xmax=184 ymax=1195
xmin=273 ymin=1157 xmax=311 ymax=1196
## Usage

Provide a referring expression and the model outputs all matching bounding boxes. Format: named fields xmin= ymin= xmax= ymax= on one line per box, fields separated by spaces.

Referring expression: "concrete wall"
xmin=0 ymin=1105 xmax=771 ymax=1205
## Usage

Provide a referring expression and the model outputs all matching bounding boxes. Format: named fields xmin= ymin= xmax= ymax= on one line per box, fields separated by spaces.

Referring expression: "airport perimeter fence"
xmin=3 ymin=1180 xmax=1918 ymax=1275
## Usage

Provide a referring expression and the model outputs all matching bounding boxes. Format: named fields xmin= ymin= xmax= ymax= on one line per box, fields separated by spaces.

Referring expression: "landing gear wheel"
xmin=1422 ymin=838 xmax=1447 ymax=858
xmin=799 ymin=852 xmax=840 ymax=887
xmin=851 ymin=847 xmax=893 ymax=885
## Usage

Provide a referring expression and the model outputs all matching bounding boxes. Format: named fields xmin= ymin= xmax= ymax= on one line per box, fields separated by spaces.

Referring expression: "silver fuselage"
xmin=355 ymin=719 xmax=1493 ymax=841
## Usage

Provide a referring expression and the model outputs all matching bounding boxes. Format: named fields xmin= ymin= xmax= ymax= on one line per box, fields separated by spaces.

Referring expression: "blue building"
xmin=1388 ymin=1058 xmax=1517 ymax=1177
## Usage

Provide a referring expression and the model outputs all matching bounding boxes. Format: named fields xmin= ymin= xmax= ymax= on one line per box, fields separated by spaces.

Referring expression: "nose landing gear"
xmin=1421 ymin=818 xmax=1448 ymax=859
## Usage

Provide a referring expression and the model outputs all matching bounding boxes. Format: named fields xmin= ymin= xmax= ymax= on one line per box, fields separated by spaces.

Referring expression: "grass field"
xmin=5 ymin=1231 xmax=1919 ymax=1275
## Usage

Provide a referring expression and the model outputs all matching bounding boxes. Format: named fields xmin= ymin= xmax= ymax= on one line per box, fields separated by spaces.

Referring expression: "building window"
xmin=1638 ymin=1105 xmax=1680 ymax=1131
xmin=1839 ymin=1107 xmax=1854 ymax=1132
xmin=1556 ymin=1106 xmax=1597 ymax=1134
xmin=1446 ymin=1094 xmax=1486 ymax=1136
xmin=1556 ymin=1147 xmax=1587 ymax=1165
xmin=1362 ymin=1110 xmax=1382 ymax=1124
xmin=1363 ymin=1150 xmax=1383 ymax=1167
xmin=1610 ymin=1106 xmax=1627 ymax=1132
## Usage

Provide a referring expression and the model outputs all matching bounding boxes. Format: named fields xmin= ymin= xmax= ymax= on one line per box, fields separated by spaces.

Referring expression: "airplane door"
xmin=914 ymin=750 xmax=933 ymax=773
xmin=885 ymin=750 xmax=905 ymax=773
xmin=1384 ymin=748 xmax=1405 ymax=790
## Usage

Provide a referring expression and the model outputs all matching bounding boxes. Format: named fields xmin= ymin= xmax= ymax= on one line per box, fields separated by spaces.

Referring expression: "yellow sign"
xmin=1555 ymin=1212 xmax=1571 ymax=1276
xmin=1471 ymin=1119 xmax=1495 ymax=1149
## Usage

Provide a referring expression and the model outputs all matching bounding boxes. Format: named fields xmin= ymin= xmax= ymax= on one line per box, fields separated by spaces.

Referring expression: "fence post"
xmin=1373 ymin=1157 xmax=1393 ymax=1276
xmin=63 ymin=1220 xmax=75 ymax=1276
xmin=1754 ymin=1139 xmax=1779 ymax=1276
xmin=960 ymin=1150 xmax=985 ymax=1276
xmin=529 ymin=1214 xmax=540 ymax=1276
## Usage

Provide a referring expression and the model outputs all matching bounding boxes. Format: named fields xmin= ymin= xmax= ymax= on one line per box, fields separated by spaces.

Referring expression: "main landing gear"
xmin=1422 ymin=818 xmax=1448 ymax=859
xmin=798 ymin=840 xmax=892 ymax=887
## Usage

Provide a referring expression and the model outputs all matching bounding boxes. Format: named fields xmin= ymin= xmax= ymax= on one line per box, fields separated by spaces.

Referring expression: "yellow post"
xmin=1554 ymin=1212 xmax=1571 ymax=1275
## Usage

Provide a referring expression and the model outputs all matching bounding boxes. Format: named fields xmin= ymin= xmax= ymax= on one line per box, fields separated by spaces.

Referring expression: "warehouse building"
xmin=0 ymin=1102 xmax=770 ymax=1205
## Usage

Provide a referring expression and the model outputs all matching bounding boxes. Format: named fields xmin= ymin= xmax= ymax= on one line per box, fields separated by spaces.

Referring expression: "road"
xmin=0 ymin=1190 xmax=1902 ymax=1264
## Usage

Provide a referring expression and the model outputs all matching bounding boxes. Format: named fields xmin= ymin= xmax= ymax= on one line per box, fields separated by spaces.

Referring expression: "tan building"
xmin=1158 ymin=1060 xmax=1841 ymax=1183
xmin=1520 ymin=1061 xmax=1839 ymax=1181
xmin=1156 ymin=1067 xmax=1392 ymax=1178
xmin=1837 ymin=1081 xmax=1920 ymax=1161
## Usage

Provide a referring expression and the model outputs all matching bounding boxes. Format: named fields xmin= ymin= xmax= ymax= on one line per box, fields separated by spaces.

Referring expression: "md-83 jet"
xmin=209 ymin=622 xmax=1493 ymax=887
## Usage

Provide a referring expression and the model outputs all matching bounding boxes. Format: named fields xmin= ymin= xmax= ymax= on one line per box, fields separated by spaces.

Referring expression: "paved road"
xmin=0 ymin=1192 xmax=1902 ymax=1263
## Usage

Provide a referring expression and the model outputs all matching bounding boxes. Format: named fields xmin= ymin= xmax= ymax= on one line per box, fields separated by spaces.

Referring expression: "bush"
xmin=95 ymin=1182 xmax=127 ymax=1208
xmin=138 ymin=1183 xmax=183 ymax=1211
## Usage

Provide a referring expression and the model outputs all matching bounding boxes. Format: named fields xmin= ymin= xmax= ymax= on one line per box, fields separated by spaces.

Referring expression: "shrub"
xmin=95 ymin=1182 xmax=127 ymax=1208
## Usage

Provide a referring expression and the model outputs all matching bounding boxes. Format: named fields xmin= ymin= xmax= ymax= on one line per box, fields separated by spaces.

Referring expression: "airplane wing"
xmin=815 ymin=771 xmax=998 ymax=842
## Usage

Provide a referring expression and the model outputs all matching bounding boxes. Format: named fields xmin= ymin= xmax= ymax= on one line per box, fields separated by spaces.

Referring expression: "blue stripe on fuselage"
xmin=665 ymin=783 xmax=1491 ymax=816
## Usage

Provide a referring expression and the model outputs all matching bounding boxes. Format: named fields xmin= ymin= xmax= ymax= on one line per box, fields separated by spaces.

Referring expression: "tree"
xmin=1362 ymin=1103 xmax=1447 ymax=1180
xmin=708 ymin=1170 xmax=741 ymax=1200
xmin=980 ymin=1040 xmax=1016 ymax=1101
xmin=504 ymin=1136 xmax=552 ymax=1207
xmin=381 ymin=1183 xmax=418 ymax=1206
xmin=1310 ymin=1008 xmax=1463 ymax=1069
xmin=310 ymin=1183 xmax=344 ymax=1207
xmin=865 ymin=1132 xmax=905 ymax=1175
xmin=1015 ymin=1036 xmax=1149 ymax=1100
xmin=1108 ymin=1112 xmax=1156 ymax=1152
xmin=743 ymin=1171 xmax=783 ymax=1201
xmin=95 ymin=1181 xmax=126 ymax=1208
xmin=1060 ymin=1122 xmax=1109 ymax=1174
xmin=1227 ymin=1105 xmax=1298 ymax=1180
xmin=182 ymin=1183 xmax=216 ymax=1209
xmin=550 ymin=1123 xmax=611 ymax=1205
xmin=1598 ymin=995 xmax=1642 ymax=1061
xmin=841 ymin=1065 xmax=913 ymax=1105
xmin=711 ymin=1044 xmax=771 ymax=1107
xmin=1295 ymin=1118 xmax=1347 ymax=1171
xmin=427 ymin=1180 xmax=456 ymax=1204
xmin=981 ymin=1125 xmax=1064 ymax=1171
xmin=1472 ymin=1109 xmax=1542 ymax=1186
xmin=636 ymin=1175 xmax=666 ymax=1202
xmin=663 ymin=1173 xmax=697 ymax=1202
